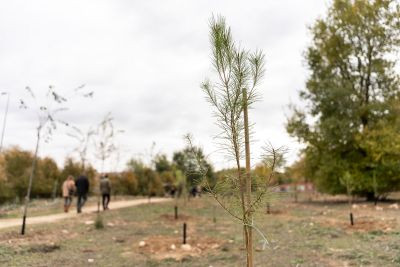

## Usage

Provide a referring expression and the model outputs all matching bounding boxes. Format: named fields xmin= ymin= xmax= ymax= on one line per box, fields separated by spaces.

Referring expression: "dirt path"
xmin=0 ymin=198 xmax=169 ymax=230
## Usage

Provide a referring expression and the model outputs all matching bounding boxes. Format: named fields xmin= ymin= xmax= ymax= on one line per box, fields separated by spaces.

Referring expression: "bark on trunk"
xmin=243 ymin=88 xmax=253 ymax=267
xmin=21 ymin=128 xmax=41 ymax=235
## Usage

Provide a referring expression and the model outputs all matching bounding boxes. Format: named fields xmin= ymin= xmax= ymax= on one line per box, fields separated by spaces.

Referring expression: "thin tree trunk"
xmin=21 ymin=128 xmax=41 ymax=235
xmin=0 ymin=93 xmax=10 ymax=153
xmin=243 ymin=88 xmax=253 ymax=267
xmin=98 ymin=159 xmax=104 ymax=212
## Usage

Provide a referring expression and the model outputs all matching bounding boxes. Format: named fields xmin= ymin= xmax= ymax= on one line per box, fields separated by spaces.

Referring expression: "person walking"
xmin=62 ymin=175 xmax=75 ymax=212
xmin=75 ymin=174 xmax=89 ymax=213
xmin=100 ymin=174 xmax=111 ymax=210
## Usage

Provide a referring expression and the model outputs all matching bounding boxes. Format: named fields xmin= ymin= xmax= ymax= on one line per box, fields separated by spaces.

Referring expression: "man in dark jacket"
xmin=100 ymin=174 xmax=111 ymax=210
xmin=75 ymin=175 xmax=89 ymax=213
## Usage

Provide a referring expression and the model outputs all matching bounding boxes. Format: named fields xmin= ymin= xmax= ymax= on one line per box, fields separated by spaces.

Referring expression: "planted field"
xmin=0 ymin=195 xmax=399 ymax=266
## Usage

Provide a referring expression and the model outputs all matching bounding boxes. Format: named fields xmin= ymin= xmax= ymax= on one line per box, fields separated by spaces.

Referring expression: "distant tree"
xmin=93 ymin=113 xmax=119 ymax=174
xmin=68 ymin=126 xmax=96 ymax=170
xmin=153 ymin=154 xmax=173 ymax=173
xmin=3 ymin=147 xmax=33 ymax=199
xmin=35 ymin=157 xmax=60 ymax=198
xmin=173 ymin=146 xmax=215 ymax=188
xmin=108 ymin=172 xmax=138 ymax=196
xmin=287 ymin=0 xmax=400 ymax=199
xmin=61 ymin=158 xmax=83 ymax=180
xmin=126 ymin=159 xmax=146 ymax=195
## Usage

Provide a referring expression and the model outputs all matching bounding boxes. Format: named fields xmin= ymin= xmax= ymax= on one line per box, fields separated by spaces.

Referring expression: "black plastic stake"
xmin=174 ymin=206 xmax=178 ymax=220
xmin=350 ymin=212 xmax=354 ymax=226
xmin=266 ymin=203 xmax=270 ymax=214
xmin=183 ymin=223 xmax=187 ymax=244
xmin=21 ymin=215 xmax=26 ymax=235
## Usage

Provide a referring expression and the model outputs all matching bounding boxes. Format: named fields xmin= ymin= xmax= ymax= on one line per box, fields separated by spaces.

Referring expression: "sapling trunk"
xmin=0 ymin=92 xmax=10 ymax=153
xmin=243 ymin=88 xmax=253 ymax=266
xmin=51 ymin=178 xmax=58 ymax=201
xmin=174 ymin=205 xmax=178 ymax=220
xmin=348 ymin=190 xmax=353 ymax=226
xmin=21 ymin=128 xmax=41 ymax=235
xmin=212 ymin=205 xmax=216 ymax=223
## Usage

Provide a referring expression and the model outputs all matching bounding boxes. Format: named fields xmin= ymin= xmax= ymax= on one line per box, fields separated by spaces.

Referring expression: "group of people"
xmin=62 ymin=174 xmax=111 ymax=213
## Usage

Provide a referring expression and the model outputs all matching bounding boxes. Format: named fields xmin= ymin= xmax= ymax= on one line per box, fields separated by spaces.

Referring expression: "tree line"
xmin=0 ymin=145 xmax=215 ymax=204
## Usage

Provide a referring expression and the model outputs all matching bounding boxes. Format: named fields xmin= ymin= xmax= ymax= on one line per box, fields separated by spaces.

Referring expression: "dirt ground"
xmin=0 ymin=193 xmax=399 ymax=266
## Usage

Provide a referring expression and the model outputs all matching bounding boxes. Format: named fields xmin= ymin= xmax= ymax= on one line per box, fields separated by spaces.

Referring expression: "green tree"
xmin=287 ymin=0 xmax=400 ymax=199
xmin=153 ymin=154 xmax=173 ymax=173
xmin=173 ymin=146 xmax=215 ymax=188
xmin=35 ymin=157 xmax=60 ymax=198
xmin=3 ymin=147 xmax=33 ymax=199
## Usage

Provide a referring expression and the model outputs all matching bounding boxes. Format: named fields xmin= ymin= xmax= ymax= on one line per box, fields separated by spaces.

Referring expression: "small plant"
xmin=68 ymin=126 xmax=96 ymax=170
xmin=95 ymin=214 xmax=104 ymax=229
xmin=340 ymin=171 xmax=356 ymax=225
xmin=93 ymin=113 xmax=123 ymax=212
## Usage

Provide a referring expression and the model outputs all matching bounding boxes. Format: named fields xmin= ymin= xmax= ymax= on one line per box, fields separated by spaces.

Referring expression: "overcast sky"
xmin=0 ymin=0 xmax=329 ymax=172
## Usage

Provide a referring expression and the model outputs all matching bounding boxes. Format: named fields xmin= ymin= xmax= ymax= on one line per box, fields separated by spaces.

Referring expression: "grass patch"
xmin=1 ymin=195 xmax=400 ymax=266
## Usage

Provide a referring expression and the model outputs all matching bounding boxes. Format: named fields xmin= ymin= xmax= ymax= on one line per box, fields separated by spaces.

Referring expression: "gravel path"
xmin=0 ymin=198 xmax=169 ymax=230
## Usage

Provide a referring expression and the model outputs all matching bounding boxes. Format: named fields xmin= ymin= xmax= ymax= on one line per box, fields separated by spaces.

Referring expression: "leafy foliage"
xmin=287 ymin=0 xmax=400 ymax=197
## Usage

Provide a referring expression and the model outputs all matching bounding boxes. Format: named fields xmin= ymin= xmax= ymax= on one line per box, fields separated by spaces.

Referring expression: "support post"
xmin=183 ymin=223 xmax=187 ymax=244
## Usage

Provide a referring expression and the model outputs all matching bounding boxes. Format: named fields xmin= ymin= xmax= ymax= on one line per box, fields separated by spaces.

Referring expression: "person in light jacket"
xmin=62 ymin=175 xmax=75 ymax=212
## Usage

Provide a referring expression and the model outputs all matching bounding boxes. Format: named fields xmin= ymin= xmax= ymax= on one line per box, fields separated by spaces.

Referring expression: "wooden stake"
xmin=183 ymin=223 xmax=187 ymax=244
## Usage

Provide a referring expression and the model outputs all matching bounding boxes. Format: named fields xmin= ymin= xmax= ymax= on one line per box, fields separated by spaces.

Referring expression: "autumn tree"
xmin=287 ymin=0 xmax=400 ymax=199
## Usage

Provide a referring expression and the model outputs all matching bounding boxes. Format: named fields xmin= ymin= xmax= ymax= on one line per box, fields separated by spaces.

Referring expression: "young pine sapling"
xmin=192 ymin=16 xmax=283 ymax=266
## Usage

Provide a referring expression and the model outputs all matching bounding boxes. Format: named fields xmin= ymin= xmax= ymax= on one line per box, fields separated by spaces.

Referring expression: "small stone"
xmin=375 ymin=206 xmax=383 ymax=211
xmin=309 ymin=222 xmax=314 ymax=226
xmin=352 ymin=204 xmax=359 ymax=209
xmin=181 ymin=244 xmax=191 ymax=251
xmin=389 ymin=203 xmax=399 ymax=210
xmin=85 ymin=220 xmax=94 ymax=225
xmin=107 ymin=223 xmax=115 ymax=227
xmin=174 ymin=230 xmax=179 ymax=234
xmin=228 ymin=239 xmax=234 ymax=243
xmin=139 ymin=241 xmax=146 ymax=247
xmin=211 ymin=244 xmax=219 ymax=249
xmin=62 ymin=229 xmax=69 ymax=234
xmin=170 ymin=244 xmax=176 ymax=250
xmin=88 ymin=259 xmax=94 ymax=263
